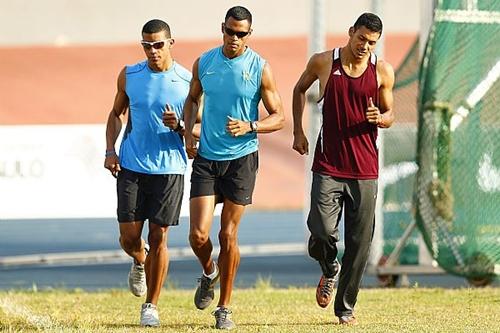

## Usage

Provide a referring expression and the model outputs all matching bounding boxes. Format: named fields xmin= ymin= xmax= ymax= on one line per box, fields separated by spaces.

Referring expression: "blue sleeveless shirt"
xmin=119 ymin=61 xmax=191 ymax=174
xmin=198 ymin=46 xmax=265 ymax=161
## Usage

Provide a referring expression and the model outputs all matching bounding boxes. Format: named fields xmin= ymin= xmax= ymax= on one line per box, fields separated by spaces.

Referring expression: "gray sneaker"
xmin=140 ymin=303 xmax=160 ymax=327
xmin=194 ymin=263 xmax=220 ymax=310
xmin=213 ymin=307 xmax=235 ymax=330
xmin=128 ymin=244 xmax=149 ymax=297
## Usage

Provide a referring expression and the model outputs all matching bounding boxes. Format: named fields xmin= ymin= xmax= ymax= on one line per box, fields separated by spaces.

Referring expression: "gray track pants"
xmin=307 ymin=172 xmax=377 ymax=317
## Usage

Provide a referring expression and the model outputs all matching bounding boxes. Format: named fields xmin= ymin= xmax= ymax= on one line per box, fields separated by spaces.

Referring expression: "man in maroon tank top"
xmin=292 ymin=13 xmax=395 ymax=325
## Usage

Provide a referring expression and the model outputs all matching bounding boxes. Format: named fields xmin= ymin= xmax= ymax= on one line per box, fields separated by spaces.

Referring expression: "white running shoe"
xmin=140 ymin=303 xmax=160 ymax=327
xmin=128 ymin=244 xmax=149 ymax=297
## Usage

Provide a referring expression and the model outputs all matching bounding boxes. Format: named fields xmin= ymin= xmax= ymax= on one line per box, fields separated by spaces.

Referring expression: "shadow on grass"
xmin=232 ymin=320 xmax=335 ymax=327
xmin=102 ymin=320 xmax=335 ymax=329
xmin=102 ymin=322 xmax=209 ymax=329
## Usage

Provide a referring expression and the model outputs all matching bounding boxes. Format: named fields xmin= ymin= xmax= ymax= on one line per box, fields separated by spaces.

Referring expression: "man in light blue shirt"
xmin=183 ymin=6 xmax=285 ymax=330
xmin=104 ymin=19 xmax=190 ymax=327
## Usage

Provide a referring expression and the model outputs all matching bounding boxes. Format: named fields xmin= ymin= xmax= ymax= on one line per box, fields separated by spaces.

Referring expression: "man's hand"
xmin=163 ymin=104 xmax=179 ymax=130
xmin=184 ymin=132 xmax=198 ymax=159
xmin=104 ymin=152 xmax=121 ymax=178
xmin=366 ymin=97 xmax=382 ymax=125
xmin=293 ymin=132 xmax=309 ymax=155
xmin=226 ymin=116 xmax=252 ymax=137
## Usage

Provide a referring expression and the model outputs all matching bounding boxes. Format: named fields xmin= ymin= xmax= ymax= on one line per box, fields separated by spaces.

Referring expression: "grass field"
xmin=0 ymin=286 xmax=498 ymax=332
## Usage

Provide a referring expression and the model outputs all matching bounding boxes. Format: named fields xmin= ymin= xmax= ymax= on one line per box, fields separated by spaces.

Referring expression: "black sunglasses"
xmin=223 ymin=27 xmax=250 ymax=39
xmin=141 ymin=39 xmax=170 ymax=50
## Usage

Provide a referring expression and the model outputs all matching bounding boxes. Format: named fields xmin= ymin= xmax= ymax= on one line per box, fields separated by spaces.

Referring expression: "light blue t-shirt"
xmin=119 ymin=61 xmax=191 ymax=174
xmin=198 ymin=46 xmax=265 ymax=161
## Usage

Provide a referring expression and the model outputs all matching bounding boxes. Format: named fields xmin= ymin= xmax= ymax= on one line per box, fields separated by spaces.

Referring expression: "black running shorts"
xmin=190 ymin=151 xmax=258 ymax=205
xmin=117 ymin=168 xmax=184 ymax=226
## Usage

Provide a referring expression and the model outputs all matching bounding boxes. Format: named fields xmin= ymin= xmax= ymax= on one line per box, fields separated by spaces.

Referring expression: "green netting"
xmin=416 ymin=0 xmax=500 ymax=281
xmin=382 ymin=38 xmax=419 ymax=264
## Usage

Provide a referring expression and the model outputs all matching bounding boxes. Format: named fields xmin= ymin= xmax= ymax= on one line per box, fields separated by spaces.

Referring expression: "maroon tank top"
xmin=312 ymin=48 xmax=379 ymax=179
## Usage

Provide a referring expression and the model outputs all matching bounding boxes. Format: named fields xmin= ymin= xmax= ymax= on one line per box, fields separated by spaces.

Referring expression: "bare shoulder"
xmin=376 ymin=59 xmax=395 ymax=86
xmin=261 ymin=62 xmax=277 ymax=88
xmin=376 ymin=59 xmax=394 ymax=78
xmin=192 ymin=57 xmax=200 ymax=71
xmin=306 ymin=50 xmax=333 ymax=75
xmin=310 ymin=50 xmax=332 ymax=67
xmin=117 ymin=66 xmax=126 ymax=78
xmin=262 ymin=61 xmax=275 ymax=76
xmin=191 ymin=58 xmax=201 ymax=80
xmin=117 ymin=67 xmax=127 ymax=89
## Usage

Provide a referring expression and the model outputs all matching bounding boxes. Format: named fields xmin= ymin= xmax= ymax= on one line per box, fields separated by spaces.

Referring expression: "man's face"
xmin=221 ymin=17 xmax=252 ymax=56
xmin=141 ymin=31 xmax=172 ymax=68
xmin=348 ymin=26 xmax=380 ymax=60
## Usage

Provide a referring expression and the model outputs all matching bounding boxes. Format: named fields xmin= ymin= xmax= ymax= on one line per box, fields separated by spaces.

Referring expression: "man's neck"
xmin=148 ymin=58 xmax=173 ymax=72
xmin=222 ymin=45 xmax=247 ymax=59
xmin=340 ymin=46 xmax=369 ymax=67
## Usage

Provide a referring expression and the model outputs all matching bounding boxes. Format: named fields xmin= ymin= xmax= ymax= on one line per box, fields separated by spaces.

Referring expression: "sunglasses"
xmin=140 ymin=39 xmax=170 ymax=50
xmin=223 ymin=26 xmax=250 ymax=39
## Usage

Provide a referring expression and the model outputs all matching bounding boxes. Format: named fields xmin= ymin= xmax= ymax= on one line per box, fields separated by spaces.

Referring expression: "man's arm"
xmin=367 ymin=59 xmax=395 ymax=128
xmin=191 ymin=95 xmax=203 ymax=139
xmin=292 ymin=54 xmax=322 ymax=155
xmin=377 ymin=60 xmax=395 ymax=128
xmin=104 ymin=67 xmax=129 ymax=177
xmin=226 ymin=63 xmax=284 ymax=137
xmin=256 ymin=63 xmax=285 ymax=133
xmin=183 ymin=58 xmax=203 ymax=158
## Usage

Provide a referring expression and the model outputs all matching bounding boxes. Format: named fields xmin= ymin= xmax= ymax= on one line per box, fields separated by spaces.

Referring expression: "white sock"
xmin=203 ymin=262 xmax=218 ymax=279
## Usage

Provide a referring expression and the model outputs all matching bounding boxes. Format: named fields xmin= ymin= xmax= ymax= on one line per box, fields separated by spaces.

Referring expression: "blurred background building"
xmin=0 ymin=0 xmax=419 ymax=214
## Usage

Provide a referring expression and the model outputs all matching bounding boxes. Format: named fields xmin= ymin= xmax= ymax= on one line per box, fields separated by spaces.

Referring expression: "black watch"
xmin=174 ymin=119 xmax=184 ymax=132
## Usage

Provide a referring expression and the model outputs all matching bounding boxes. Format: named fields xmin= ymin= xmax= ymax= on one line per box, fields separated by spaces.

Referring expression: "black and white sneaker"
xmin=194 ymin=262 xmax=220 ymax=310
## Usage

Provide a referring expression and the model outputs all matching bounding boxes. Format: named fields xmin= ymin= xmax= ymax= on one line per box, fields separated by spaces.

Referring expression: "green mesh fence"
xmin=416 ymin=0 xmax=500 ymax=283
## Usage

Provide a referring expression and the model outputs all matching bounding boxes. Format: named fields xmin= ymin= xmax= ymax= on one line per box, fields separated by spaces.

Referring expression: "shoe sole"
xmin=194 ymin=287 xmax=214 ymax=310
xmin=128 ymin=268 xmax=147 ymax=297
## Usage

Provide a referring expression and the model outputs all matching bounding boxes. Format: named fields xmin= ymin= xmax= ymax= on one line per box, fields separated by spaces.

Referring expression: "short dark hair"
xmin=142 ymin=19 xmax=171 ymax=37
xmin=225 ymin=6 xmax=252 ymax=25
xmin=353 ymin=13 xmax=383 ymax=34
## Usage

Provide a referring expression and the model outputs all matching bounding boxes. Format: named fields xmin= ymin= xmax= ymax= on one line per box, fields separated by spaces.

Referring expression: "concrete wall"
xmin=1 ymin=0 xmax=421 ymax=46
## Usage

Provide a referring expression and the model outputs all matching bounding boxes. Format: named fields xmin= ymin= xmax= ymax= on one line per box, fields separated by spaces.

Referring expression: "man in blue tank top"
xmin=104 ymin=19 xmax=191 ymax=327
xmin=182 ymin=6 xmax=284 ymax=330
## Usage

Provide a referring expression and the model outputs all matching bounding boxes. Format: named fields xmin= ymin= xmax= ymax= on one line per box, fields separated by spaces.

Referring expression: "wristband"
xmin=105 ymin=149 xmax=116 ymax=157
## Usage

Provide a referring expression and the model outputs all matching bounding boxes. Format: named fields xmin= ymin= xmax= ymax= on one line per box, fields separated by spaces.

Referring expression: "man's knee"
xmin=189 ymin=229 xmax=209 ymax=248
xmin=148 ymin=225 xmax=168 ymax=249
xmin=218 ymin=228 xmax=237 ymax=249
xmin=119 ymin=233 xmax=141 ymax=251
xmin=308 ymin=220 xmax=338 ymax=242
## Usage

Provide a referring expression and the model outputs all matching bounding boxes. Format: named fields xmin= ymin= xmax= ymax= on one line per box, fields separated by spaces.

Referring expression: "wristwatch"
xmin=250 ymin=121 xmax=258 ymax=133
xmin=174 ymin=119 xmax=184 ymax=132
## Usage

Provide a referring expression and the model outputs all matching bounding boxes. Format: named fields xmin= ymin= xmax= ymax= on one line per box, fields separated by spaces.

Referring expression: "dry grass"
xmin=0 ymin=287 xmax=498 ymax=332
